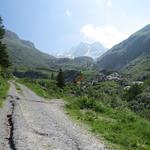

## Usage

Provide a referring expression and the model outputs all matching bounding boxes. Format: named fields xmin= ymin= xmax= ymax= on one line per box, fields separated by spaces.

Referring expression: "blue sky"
xmin=0 ymin=0 xmax=150 ymax=54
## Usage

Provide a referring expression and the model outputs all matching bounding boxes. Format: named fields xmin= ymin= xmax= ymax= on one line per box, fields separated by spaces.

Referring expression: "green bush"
xmin=78 ymin=96 xmax=95 ymax=109
xmin=139 ymin=109 xmax=150 ymax=120
xmin=110 ymin=95 xmax=127 ymax=108
xmin=126 ymin=84 xmax=143 ymax=101
xmin=93 ymin=102 xmax=106 ymax=113
xmin=83 ymin=111 xmax=98 ymax=121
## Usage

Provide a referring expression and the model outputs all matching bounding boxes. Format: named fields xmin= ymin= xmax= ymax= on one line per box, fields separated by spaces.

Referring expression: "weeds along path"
xmin=0 ymin=82 xmax=107 ymax=150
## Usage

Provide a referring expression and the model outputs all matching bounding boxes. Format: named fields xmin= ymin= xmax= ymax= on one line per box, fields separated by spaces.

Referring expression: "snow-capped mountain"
xmin=58 ymin=42 xmax=108 ymax=59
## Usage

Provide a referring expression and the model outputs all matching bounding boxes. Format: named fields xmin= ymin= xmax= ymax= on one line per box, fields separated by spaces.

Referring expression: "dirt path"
xmin=0 ymin=82 xmax=108 ymax=150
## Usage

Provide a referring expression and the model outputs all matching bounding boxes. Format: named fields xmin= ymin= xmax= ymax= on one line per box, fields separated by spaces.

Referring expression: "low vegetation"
xmin=18 ymin=78 xmax=66 ymax=99
xmin=0 ymin=76 xmax=9 ymax=107
xmin=65 ymin=96 xmax=150 ymax=150
xmin=19 ymin=77 xmax=150 ymax=150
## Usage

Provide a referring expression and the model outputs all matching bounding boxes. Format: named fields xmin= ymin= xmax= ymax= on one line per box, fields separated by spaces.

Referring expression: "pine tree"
xmin=56 ymin=69 xmax=65 ymax=88
xmin=51 ymin=72 xmax=54 ymax=80
xmin=0 ymin=16 xmax=10 ymax=68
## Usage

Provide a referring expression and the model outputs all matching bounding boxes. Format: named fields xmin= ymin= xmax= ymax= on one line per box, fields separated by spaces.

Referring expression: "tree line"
xmin=0 ymin=16 xmax=10 ymax=77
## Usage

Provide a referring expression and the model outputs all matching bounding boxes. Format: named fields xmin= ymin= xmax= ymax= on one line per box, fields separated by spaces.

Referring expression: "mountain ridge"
xmin=3 ymin=30 xmax=56 ymax=68
xmin=3 ymin=30 xmax=95 ymax=70
xmin=97 ymin=24 xmax=150 ymax=71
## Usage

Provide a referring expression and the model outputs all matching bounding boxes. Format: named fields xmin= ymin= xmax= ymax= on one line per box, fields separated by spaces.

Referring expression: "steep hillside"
xmin=123 ymin=54 xmax=150 ymax=80
xmin=3 ymin=30 xmax=56 ymax=68
xmin=73 ymin=56 xmax=94 ymax=66
xmin=3 ymin=30 xmax=95 ymax=70
xmin=97 ymin=25 xmax=150 ymax=71
xmin=51 ymin=56 xmax=95 ymax=70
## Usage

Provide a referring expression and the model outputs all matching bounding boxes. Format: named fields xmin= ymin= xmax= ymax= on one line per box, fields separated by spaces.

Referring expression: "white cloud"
xmin=81 ymin=24 xmax=130 ymax=48
xmin=65 ymin=10 xmax=71 ymax=17
xmin=107 ymin=0 xmax=112 ymax=7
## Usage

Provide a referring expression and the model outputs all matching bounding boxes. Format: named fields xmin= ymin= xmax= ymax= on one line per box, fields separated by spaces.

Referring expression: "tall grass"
xmin=0 ymin=76 xmax=9 ymax=107
xmin=18 ymin=79 xmax=64 ymax=99
xmin=65 ymin=96 xmax=150 ymax=150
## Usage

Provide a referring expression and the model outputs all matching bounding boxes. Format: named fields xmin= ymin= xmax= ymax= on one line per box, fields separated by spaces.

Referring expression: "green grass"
xmin=0 ymin=76 xmax=9 ymax=107
xmin=65 ymin=96 xmax=150 ymax=150
xmin=18 ymin=79 xmax=150 ymax=150
xmin=17 ymin=78 xmax=65 ymax=99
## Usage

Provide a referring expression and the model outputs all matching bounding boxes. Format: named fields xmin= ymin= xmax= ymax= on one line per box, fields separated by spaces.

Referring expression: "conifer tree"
xmin=56 ymin=69 xmax=65 ymax=88
xmin=51 ymin=72 xmax=54 ymax=80
xmin=0 ymin=16 xmax=10 ymax=68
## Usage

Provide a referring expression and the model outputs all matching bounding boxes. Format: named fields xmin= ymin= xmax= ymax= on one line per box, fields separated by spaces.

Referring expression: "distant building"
xmin=106 ymin=72 xmax=121 ymax=81
xmin=132 ymin=81 xmax=144 ymax=85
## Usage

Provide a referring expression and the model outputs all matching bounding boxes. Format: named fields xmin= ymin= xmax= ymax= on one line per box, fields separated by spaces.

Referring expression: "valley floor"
xmin=0 ymin=82 xmax=107 ymax=150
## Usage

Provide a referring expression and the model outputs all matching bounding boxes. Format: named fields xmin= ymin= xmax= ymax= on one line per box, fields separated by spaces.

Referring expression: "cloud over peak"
xmin=81 ymin=24 xmax=130 ymax=48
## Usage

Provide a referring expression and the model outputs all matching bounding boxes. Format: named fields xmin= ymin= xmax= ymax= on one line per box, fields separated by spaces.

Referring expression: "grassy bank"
xmin=0 ymin=76 xmax=9 ymax=107
xmin=18 ymin=79 xmax=50 ymax=98
xmin=18 ymin=79 xmax=64 ymax=99
xmin=18 ymin=78 xmax=150 ymax=150
xmin=65 ymin=96 xmax=150 ymax=150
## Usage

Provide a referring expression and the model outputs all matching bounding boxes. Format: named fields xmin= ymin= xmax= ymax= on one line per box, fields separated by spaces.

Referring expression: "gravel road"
xmin=0 ymin=82 xmax=108 ymax=150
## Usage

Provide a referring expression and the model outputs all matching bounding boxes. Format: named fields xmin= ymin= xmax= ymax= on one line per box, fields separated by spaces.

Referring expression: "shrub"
xmin=78 ymin=96 xmax=95 ymax=109
xmin=126 ymin=84 xmax=143 ymax=101
xmin=110 ymin=95 xmax=126 ymax=108
xmin=93 ymin=102 xmax=106 ymax=113
xmin=83 ymin=111 xmax=98 ymax=121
